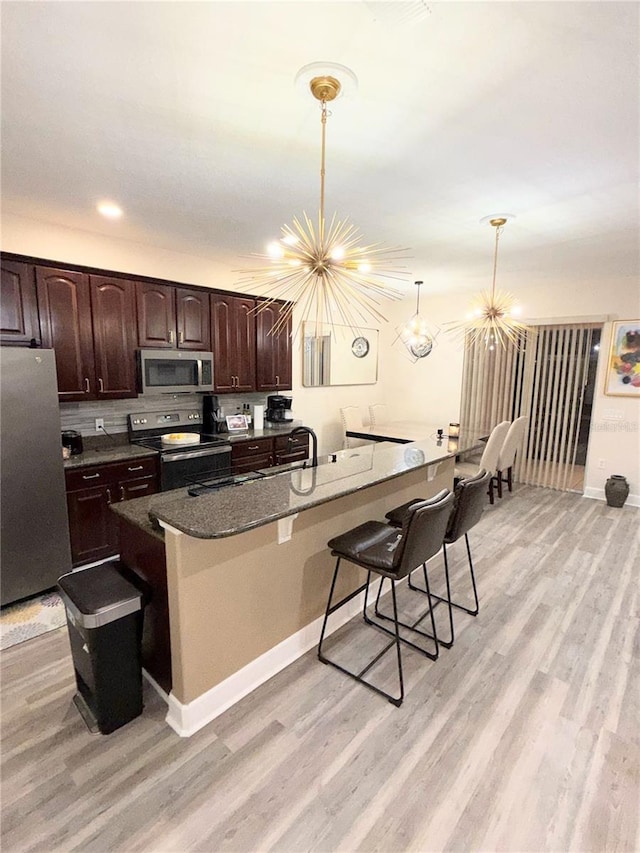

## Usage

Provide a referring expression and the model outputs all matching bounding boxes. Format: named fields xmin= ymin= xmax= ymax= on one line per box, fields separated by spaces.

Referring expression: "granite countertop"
xmin=63 ymin=440 xmax=158 ymax=469
xmin=223 ymin=421 xmax=303 ymax=443
xmin=63 ymin=423 xmax=305 ymax=470
xmin=111 ymin=436 xmax=464 ymax=541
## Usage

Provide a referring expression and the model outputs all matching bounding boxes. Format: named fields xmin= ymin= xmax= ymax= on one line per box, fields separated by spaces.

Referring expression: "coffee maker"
xmin=202 ymin=394 xmax=224 ymax=434
xmin=266 ymin=395 xmax=293 ymax=424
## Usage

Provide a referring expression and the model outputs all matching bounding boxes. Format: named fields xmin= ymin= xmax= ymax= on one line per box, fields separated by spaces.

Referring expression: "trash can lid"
xmin=58 ymin=562 xmax=142 ymax=621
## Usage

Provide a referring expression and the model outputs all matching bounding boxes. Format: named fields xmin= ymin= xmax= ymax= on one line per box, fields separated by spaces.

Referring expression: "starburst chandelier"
xmin=236 ymin=62 xmax=409 ymax=337
xmin=394 ymin=280 xmax=440 ymax=362
xmin=446 ymin=216 xmax=529 ymax=350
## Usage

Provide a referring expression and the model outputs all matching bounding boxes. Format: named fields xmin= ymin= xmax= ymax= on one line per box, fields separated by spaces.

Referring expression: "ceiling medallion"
xmin=446 ymin=215 xmax=529 ymax=350
xmin=235 ymin=62 xmax=410 ymax=337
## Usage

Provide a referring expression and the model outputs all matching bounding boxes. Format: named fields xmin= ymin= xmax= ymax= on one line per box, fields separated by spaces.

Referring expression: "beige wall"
xmin=163 ymin=460 xmax=453 ymax=704
xmin=3 ymin=211 xmax=638 ymax=495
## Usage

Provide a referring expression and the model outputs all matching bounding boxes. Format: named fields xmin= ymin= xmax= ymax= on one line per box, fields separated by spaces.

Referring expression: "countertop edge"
xmin=150 ymin=447 xmax=455 ymax=540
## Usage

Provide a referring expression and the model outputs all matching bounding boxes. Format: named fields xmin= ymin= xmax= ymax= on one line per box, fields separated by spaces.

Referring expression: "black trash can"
xmin=58 ymin=561 xmax=144 ymax=735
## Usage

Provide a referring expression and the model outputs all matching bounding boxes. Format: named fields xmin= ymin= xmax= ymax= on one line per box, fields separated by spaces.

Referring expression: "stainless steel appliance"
xmin=137 ymin=349 xmax=214 ymax=396
xmin=128 ymin=409 xmax=231 ymax=491
xmin=266 ymin=394 xmax=293 ymax=423
xmin=1 ymin=348 xmax=72 ymax=606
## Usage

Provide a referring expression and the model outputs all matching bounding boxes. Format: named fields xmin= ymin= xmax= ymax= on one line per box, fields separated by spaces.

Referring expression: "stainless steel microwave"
xmin=137 ymin=349 xmax=214 ymax=396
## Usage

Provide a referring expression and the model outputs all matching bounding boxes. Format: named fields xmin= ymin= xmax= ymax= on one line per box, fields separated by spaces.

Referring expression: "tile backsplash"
xmin=60 ymin=393 xmax=274 ymax=435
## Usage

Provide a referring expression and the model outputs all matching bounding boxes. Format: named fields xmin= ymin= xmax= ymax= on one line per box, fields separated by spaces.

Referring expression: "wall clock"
xmin=351 ymin=336 xmax=370 ymax=358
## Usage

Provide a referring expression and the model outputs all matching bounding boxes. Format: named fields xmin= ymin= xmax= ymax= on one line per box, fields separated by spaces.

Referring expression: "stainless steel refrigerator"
xmin=1 ymin=348 xmax=72 ymax=606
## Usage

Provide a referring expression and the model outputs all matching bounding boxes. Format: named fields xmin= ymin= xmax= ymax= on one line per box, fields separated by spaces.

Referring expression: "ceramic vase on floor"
xmin=604 ymin=474 xmax=630 ymax=508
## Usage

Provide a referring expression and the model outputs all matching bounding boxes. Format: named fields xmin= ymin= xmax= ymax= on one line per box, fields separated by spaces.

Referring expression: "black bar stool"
xmin=385 ymin=469 xmax=490 ymax=648
xmin=318 ymin=489 xmax=453 ymax=706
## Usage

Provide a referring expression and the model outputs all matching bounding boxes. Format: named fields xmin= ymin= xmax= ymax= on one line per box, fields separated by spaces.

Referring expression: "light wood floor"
xmin=521 ymin=462 xmax=586 ymax=492
xmin=1 ymin=486 xmax=638 ymax=853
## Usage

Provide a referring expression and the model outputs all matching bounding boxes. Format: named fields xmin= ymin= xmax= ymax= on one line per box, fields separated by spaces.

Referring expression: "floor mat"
xmin=1 ymin=591 xmax=67 ymax=650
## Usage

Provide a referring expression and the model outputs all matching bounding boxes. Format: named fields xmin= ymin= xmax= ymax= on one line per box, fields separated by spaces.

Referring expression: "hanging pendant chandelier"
xmin=236 ymin=62 xmax=409 ymax=337
xmin=446 ymin=215 xmax=529 ymax=350
xmin=394 ymin=280 xmax=440 ymax=362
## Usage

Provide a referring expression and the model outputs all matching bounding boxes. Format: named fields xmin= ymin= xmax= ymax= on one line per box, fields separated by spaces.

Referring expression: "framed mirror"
xmin=303 ymin=323 xmax=379 ymax=386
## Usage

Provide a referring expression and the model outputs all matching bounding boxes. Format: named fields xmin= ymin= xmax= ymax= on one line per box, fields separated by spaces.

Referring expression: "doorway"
xmin=518 ymin=324 xmax=602 ymax=492
xmin=459 ymin=323 xmax=603 ymax=493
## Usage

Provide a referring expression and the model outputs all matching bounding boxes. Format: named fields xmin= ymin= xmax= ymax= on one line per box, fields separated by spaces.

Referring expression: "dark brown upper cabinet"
xmin=211 ymin=293 xmax=256 ymax=393
xmin=36 ymin=267 xmax=137 ymax=401
xmin=136 ymin=282 xmax=176 ymax=348
xmin=36 ymin=267 xmax=96 ymax=401
xmin=137 ymin=282 xmax=210 ymax=351
xmin=176 ymin=287 xmax=211 ymax=351
xmin=255 ymin=301 xmax=292 ymax=392
xmin=3 ymin=253 xmax=293 ymax=400
xmin=89 ymin=275 xmax=138 ymax=399
xmin=1 ymin=259 xmax=41 ymax=346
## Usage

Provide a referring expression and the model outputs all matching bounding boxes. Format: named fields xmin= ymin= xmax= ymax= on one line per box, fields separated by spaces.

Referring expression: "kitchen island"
xmin=112 ymin=434 xmax=475 ymax=736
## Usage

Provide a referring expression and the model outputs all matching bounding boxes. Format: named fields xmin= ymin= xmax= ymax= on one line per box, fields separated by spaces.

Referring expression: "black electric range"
xmin=127 ymin=409 xmax=232 ymax=491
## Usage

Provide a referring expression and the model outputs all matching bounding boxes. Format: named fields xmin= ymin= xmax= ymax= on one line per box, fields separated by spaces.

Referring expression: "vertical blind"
xmin=460 ymin=323 xmax=598 ymax=491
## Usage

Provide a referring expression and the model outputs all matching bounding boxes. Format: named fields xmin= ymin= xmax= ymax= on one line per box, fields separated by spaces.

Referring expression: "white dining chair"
xmin=368 ymin=403 xmax=388 ymax=428
xmin=455 ymin=420 xmax=511 ymax=504
xmin=493 ymin=416 xmax=529 ymax=498
xmin=340 ymin=406 xmax=367 ymax=449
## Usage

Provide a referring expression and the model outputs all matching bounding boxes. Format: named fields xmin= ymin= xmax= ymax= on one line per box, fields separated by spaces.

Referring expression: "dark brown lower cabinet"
xmin=119 ymin=519 xmax=171 ymax=694
xmin=65 ymin=457 xmax=158 ymax=567
xmin=66 ymin=484 xmax=116 ymax=566
xmin=231 ymin=432 xmax=309 ymax=474
xmin=274 ymin=432 xmax=309 ymax=465
xmin=231 ymin=437 xmax=274 ymax=475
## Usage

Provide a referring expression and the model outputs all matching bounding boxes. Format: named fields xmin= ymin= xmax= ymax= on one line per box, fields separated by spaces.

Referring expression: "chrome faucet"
xmin=289 ymin=426 xmax=318 ymax=469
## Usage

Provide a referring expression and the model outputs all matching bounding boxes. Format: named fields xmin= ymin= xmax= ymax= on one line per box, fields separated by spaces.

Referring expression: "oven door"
xmin=160 ymin=445 xmax=232 ymax=491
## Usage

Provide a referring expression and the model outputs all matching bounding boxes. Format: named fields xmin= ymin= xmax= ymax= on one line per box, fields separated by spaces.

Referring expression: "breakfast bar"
xmin=112 ymin=434 xmax=480 ymax=736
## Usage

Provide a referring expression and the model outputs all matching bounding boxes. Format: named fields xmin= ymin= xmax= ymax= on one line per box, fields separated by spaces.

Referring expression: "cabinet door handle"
xmin=98 ymin=378 xmax=104 ymax=392
xmin=178 ymin=331 xmax=184 ymax=345
xmin=127 ymin=466 xmax=143 ymax=472
xmin=169 ymin=330 xmax=175 ymax=344
xmin=120 ymin=485 xmax=125 ymax=501
xmin=84 ymin=378 xmax=90 ymax=393
xmin=276 ymin=375 xmax=280 ymax=386
xmin=106 ymin=488 xmax=112 ymax=504
xmin=247 ymin=445 xmax=260 ymax=451
xmin=82 ymin=473 xmax=100 ymax=480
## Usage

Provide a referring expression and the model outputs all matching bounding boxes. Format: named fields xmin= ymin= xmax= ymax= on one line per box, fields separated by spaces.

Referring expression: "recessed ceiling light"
xmin=97 ymin=201 xmax=123 ymax=219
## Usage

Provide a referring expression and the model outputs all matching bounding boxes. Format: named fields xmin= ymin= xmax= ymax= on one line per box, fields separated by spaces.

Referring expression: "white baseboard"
xmin=163 ymin=589 xmax=371 ymax=738
xmin=583 ymin=487 xmax=640 ymax=508
xmin=142 ymin=667 xmax=169 ymax=702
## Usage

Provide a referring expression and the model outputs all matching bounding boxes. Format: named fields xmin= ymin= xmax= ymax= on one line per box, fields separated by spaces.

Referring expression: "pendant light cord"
xmin=491 ymin=224 xmax=503 ymax=300
xmin=319 ymin=100 xmax=328 ymax=234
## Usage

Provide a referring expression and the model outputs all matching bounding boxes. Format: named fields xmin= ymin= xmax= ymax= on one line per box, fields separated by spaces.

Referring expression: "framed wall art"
xmin=604 ymin=320 xmax=640 ymax=397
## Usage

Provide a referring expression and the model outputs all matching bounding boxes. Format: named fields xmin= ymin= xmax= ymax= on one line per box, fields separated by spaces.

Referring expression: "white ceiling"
xmin=2 ymin=1 xmax=638 ymax=298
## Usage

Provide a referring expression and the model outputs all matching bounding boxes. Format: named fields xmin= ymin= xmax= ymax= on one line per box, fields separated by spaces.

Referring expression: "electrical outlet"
xmin=598 ymin=458 xmax=606 ymax=469
xmin=95 ymin=418 xmax=105 ymax=432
